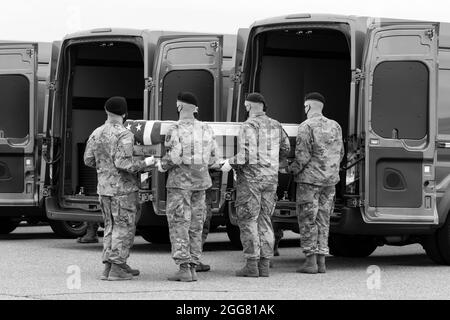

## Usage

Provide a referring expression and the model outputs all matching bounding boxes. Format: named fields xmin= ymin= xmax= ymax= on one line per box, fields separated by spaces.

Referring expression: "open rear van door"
xmin=361 ymin=23 xmax=439 ymax=223
xmin=0 ymin=43 xmax=37 ymax=206
xmin=151 ymin=35 xmax=223 ymax=215
xmin=39 ymin=41 xmax=61 ymax=203
xmin=230 ymin=28 xmax=249 ymax=122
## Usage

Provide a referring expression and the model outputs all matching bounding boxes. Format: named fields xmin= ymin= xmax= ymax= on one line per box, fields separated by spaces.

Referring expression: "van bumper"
xmin=331 ymin=207 xmax=438 ymax=236
xmin=272 ymin=206 xmax=439 ymax=236
xmin=45 ymin=196 xmax=103 ymax=222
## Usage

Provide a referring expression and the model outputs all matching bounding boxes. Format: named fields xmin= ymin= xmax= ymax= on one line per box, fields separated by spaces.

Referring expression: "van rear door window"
xmin=0 ymin=75 xmax=29 ymax=139
xmin=371 ymin=61 xmax=429 ymax=140
xmin=161 ymin=70 xmax=214 ymax=121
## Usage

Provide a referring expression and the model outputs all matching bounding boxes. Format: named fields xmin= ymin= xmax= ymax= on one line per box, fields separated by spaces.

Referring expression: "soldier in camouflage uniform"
xmin=221 ymin=93 xmax=290 ymax=277
xmin=273 ymin=226 xmax=283 ymax=256
xmin=84 ymin=96 xmax=154 ymax=281
xmin=195 ymin=189 xmax=213 ymax=272
xmin=156 ymin=92 xmax=220 ymax=282
xmin=76 ymin=222 xmax=100 ymax=243
xmin=289 ymin=92 xmax=344 ymax=274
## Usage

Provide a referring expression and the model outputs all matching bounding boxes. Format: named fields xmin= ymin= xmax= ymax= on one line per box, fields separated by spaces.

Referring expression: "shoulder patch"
xmin=122 ymin=138 xmax=133 ymax=145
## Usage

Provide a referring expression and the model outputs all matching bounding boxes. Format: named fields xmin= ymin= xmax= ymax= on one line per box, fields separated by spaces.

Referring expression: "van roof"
xmin=63 ymin=28 xmax=227 ymax=41
xmin=249 ymin=13 xmax=436 ymax=29
xmin=250 ymin=13 xmax=363 ymax=28
xmin=63 ymin=28 xmax=145 ymax=40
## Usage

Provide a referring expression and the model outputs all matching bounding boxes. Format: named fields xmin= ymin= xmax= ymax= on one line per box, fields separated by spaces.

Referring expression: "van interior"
xmin=62 ymin=40 xmax=144 ymax=197
xmin=245 ymin=27 xmax=351 ymax=209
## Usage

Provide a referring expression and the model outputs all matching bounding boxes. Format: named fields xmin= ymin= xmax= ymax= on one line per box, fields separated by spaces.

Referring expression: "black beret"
xmin=104 ymin=96 xmax=128 ymax=116
xmin=245 ymin=92 xmax=266 ymax=107
xmin=304 ymin=92 xmax=325 ymax=105
xmin=177 ymin=92 xmax=198 ymax=106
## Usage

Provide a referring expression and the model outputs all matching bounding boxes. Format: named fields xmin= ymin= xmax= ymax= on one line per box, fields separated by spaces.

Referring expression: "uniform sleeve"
xmin=161 ymin=125 xmax=182 ymax=171
xmin=279 ymin=127 xmax=291 ymax=168
xmin=292 ymin=123 xmax=312 ymax=174
xmin=228 ymin=123 xmax=256 ymax=167
xmin=114 ymin=131 xmax=147 ymax=173
xmin=83 ymin=134 xmax=96 ymax=168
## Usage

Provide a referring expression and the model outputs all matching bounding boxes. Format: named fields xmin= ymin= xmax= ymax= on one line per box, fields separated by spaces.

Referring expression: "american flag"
xmin=123 ymin=120 xmax=298 ymax=160
xmin=124 ymin=120 xmax=163 ymax=146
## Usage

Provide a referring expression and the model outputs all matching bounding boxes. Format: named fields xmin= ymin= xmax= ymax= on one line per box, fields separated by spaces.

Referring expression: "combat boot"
xmin=121 ymin=263 xmax=140 ymax=276
xmin=235 ymin=259 xmax=259 ymax=277
xmin=297 ymin=254 xmax=318 ymax=274
xmin=190 ymin=264 xmax=198 ymax=281
xmin=258 ymin=258 xmax=270 ymax=277
xmin=100 ymin=262 xmax=111 ymax=280
xmin=195 ymin=262 xmax=210 ymax=272
xmin=77 ymin=222 xmax=99 ymax=243
xmin=317 ymin=255 xmax=326 ymax=273
xmin=108 ymin=263 xmax=133 ymax=281
xmin=168 ymin=263 xmax=193 ymax=282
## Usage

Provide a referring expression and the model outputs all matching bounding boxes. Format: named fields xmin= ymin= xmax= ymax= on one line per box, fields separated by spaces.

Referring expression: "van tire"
xmin=329 ymin=234 xmax=377 ymax=258
xmin=226 ymin=222 xmax=242 ymax=250
xmin=436 ymin=215 xmax=450 ymax=265
xmin=49 ymin=220 xmax=88 ymax=238
xmin=139 ymin=226 xmax=170 ymax=244
xmin=0 ymin=218 xmax=20 ymax=234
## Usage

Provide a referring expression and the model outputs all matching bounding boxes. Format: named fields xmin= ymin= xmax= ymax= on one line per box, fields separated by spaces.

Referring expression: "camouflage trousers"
xmin=236 ymin=182 xmax=277 ymax=260
xmin=100 ymin=192 xmax=140 ymax=264
xmin=296 ymin=183 xmax=335 ymax=256
xmin=166 ymin=188 xmax=206 ymax=265
xmin=201 ymin=189 xmax=213 ymax=248
xmin=273 ymin=225 xmax=284 ymax=249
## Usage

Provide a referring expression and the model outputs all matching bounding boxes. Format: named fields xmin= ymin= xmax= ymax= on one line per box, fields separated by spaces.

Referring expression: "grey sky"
xmin=1 ymin=0 xmax=449 ymax=41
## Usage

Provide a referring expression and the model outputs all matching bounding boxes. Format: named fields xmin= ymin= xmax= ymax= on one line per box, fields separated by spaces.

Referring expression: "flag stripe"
xmin=151 ymin=121 xmax=162 ymax=144
xmin=143 ymin=121 xmax=154 ymax=145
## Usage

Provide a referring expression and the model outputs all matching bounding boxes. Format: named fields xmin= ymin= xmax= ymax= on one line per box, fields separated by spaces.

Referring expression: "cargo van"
xmin=0 ymin=41 xmax=88 ymax=237
xmin=43 ymin=29 xmax=238 ymax=243
xmin=226 ymin=14 xmax=450 ymax=264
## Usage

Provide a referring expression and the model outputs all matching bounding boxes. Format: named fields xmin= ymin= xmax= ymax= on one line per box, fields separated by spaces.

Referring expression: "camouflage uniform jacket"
xmin=229 ymin=111 xmax=290 ymax=185
xmin=84 ymin=119 xmax=147 ymax=196
xmin=292 ymin=113 xmax=344 ymax=186
xmin=161 ymin=119 xmax=219 ymax=190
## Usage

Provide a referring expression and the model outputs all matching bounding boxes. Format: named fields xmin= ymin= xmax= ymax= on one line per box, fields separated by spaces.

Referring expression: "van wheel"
xmin=226 ymin=222 xmax=242 ymax=250
xmin=329 ymin=234 xmax=377 ymax=258
xmin=139 ymin=226 xmax=170 ymax=244
xmin=436 ymin=214 xmax=450 ymax=265
xmin=0 ymin=218 xmax=20 ymax=234
xmin=49 ymin=220 xmax=88 ymax=238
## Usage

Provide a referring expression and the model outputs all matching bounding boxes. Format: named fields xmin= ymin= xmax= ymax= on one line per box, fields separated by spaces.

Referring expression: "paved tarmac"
xmin=0 ymin=225 xmax=449 ymax=300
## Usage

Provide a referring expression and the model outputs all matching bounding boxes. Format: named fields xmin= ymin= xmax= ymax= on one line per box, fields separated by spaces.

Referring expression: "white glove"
xmin=279 ymin=167 xmax=288 ymax=174
xmin=144 ymin=156 xmax=155 ymax=166
xmin=156 ymin=160 xmax=167 ymax=173
xmin=220 ymin=159 xmax=232 ymax=173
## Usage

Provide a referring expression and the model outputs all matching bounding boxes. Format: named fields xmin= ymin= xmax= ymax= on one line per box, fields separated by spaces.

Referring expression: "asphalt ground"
xmin=0 ymin=225 xmax=449 ymax=300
